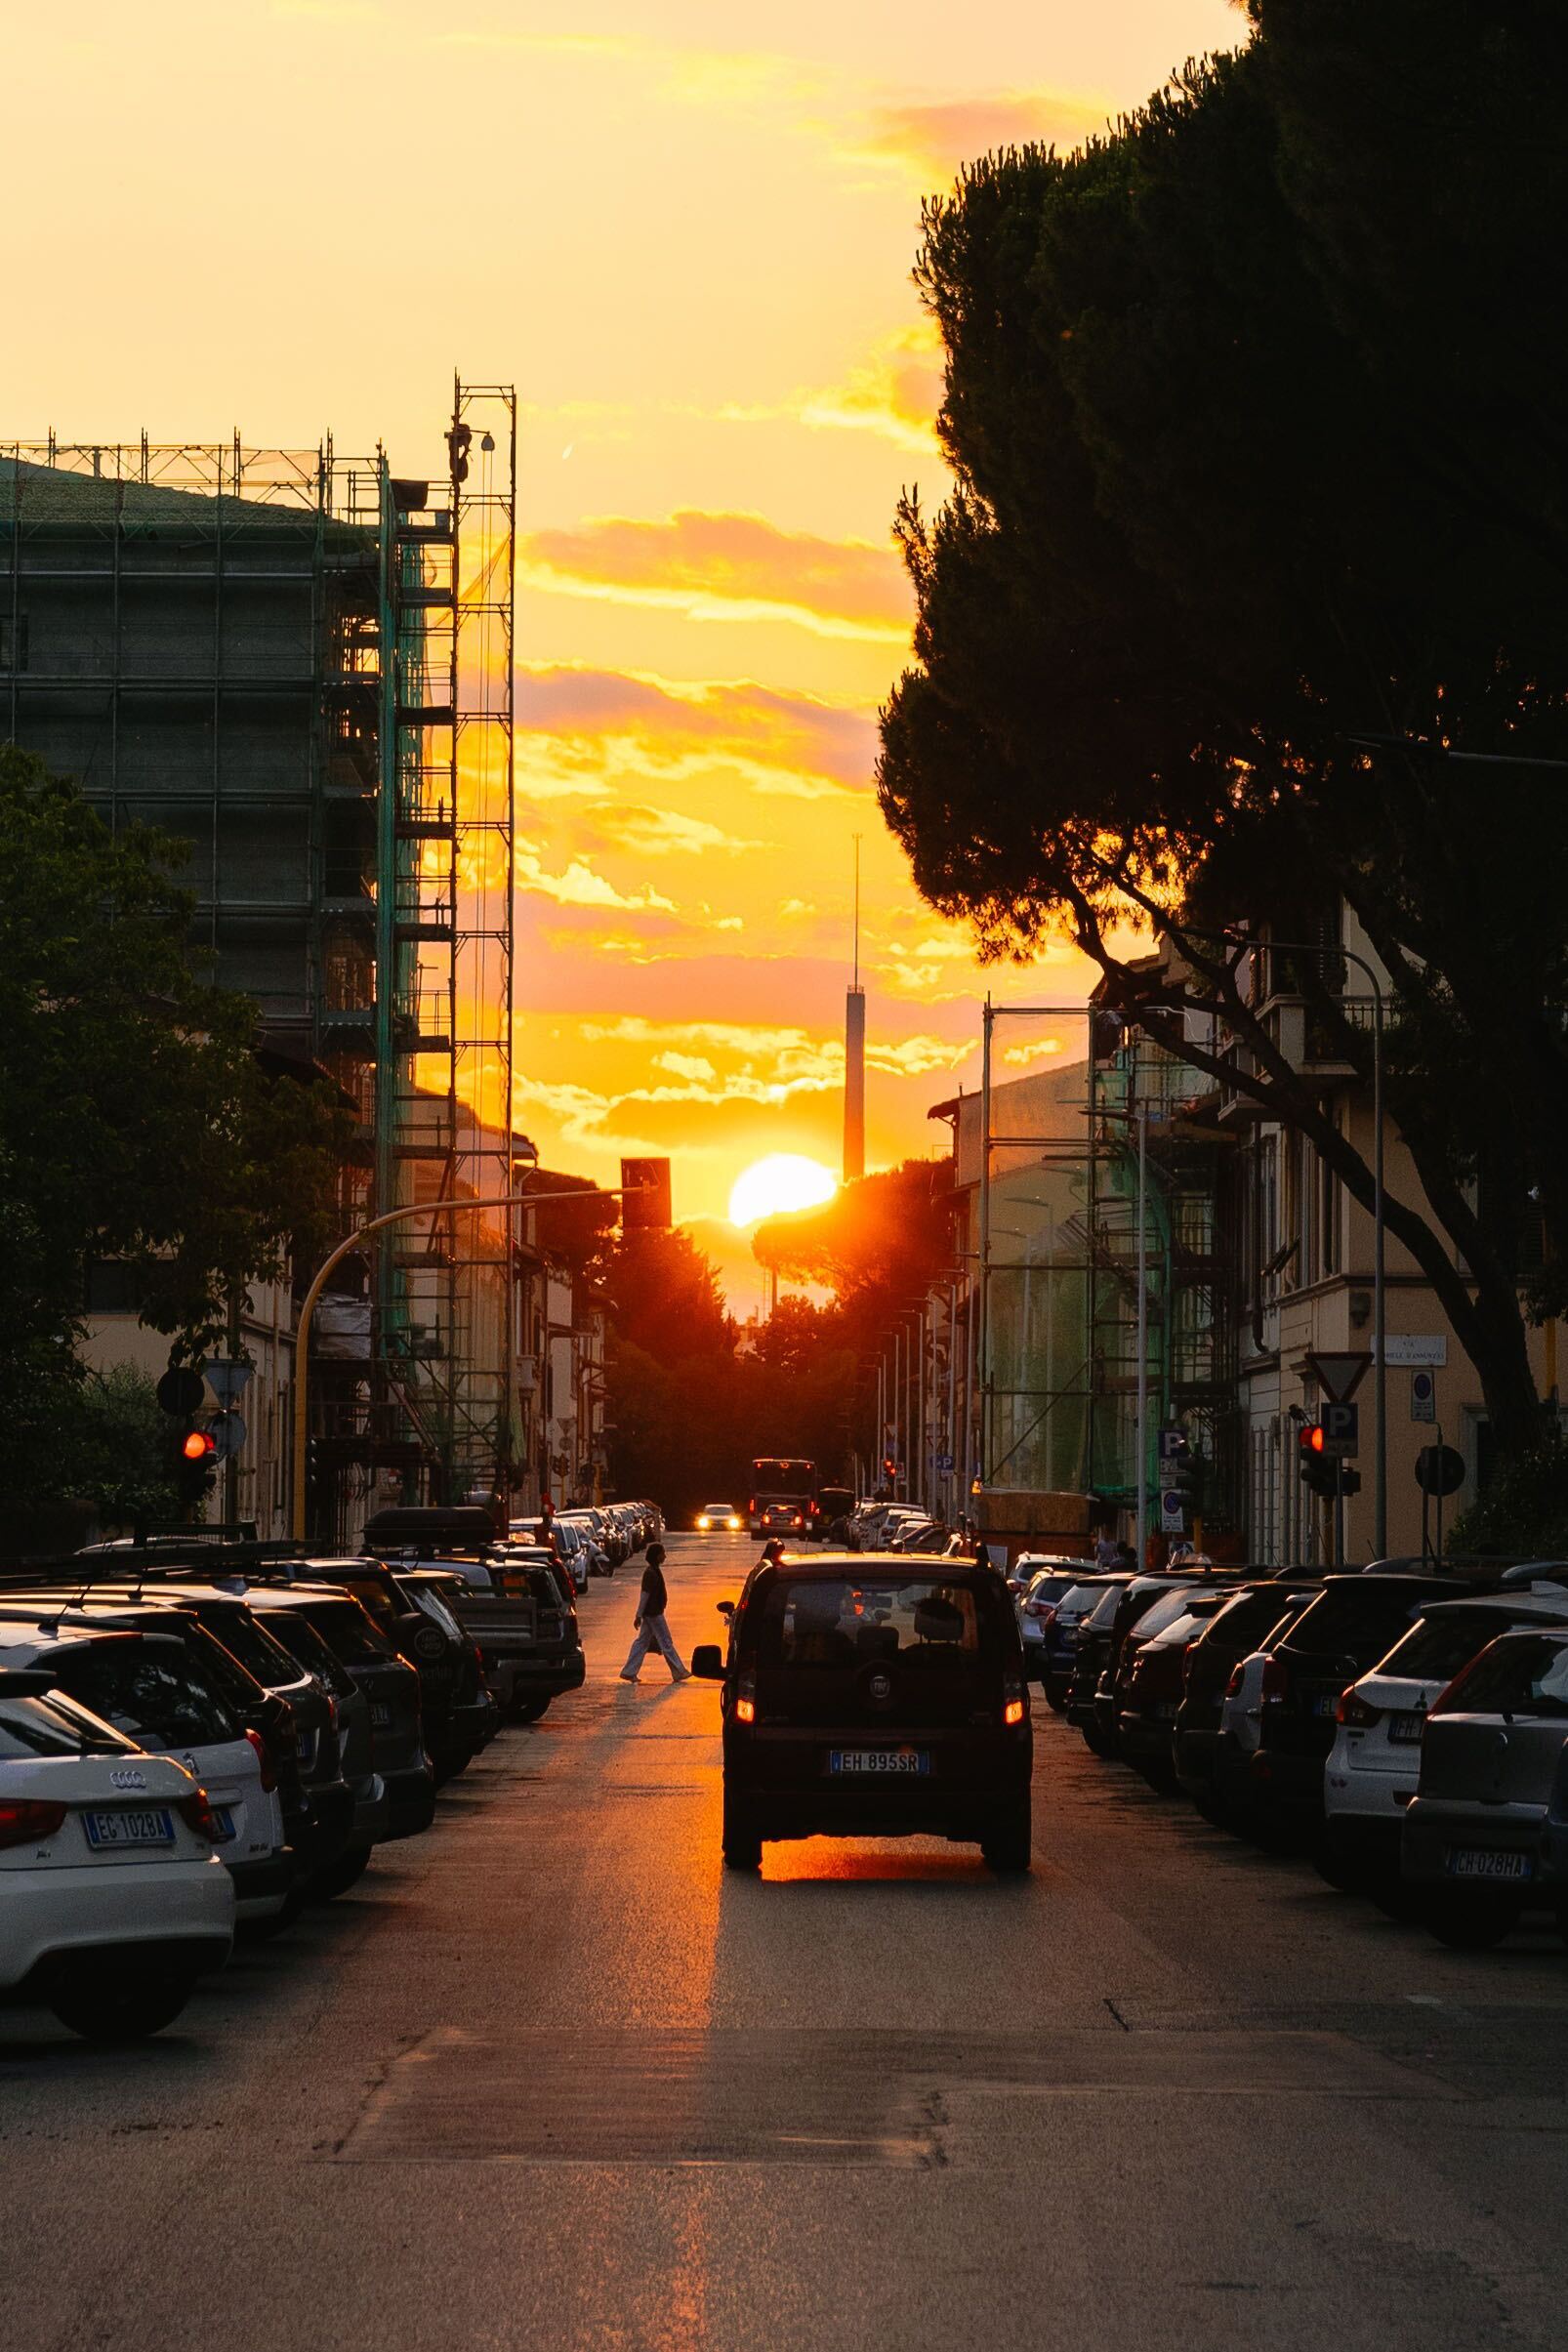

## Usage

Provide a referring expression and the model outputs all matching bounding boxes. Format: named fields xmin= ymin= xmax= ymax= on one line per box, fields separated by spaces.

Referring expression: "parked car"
xmin=1403 ymin=1626 xmax=1568 ymax=1947
xmin=238 ymin=1585 xmax=434 ymax=1843
xmin=1012 ymin=1564 xmax=1092 ymax=1686
xmin=0 ymin=1664 xmax=233 ymax=2043
xmin=1116 ymin=1587 xmax=1242 ymax=1784
xmin=65 ymin=1580 xmax=357 ymax=1886
xmin=0 ymin=1599 xmax=299 ymax=1926
xmin=1322 ymin=1588 xmax=1568 ymax=1895
xmin=1035 ymin=1576 xmax=1119 ymax=1712
xmin=1246 ymin=1573 xmax=1466 ymax=1842
xmin=1174 ymin=1581 xmax=1323 ymax=1815
xmin=1066 ymin=1579 xmax=1135 ymax=1754
xmin=690 ymin=1552 xmax=1032 ymax=1873
xmin=283 ymin=1551 xmax=491 ymax=1782
xmin=434 ymin=1556 xmax=586 ymax=1723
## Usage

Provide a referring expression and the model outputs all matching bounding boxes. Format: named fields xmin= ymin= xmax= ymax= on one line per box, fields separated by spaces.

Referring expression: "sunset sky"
xmin=8 ymin=0 xmax=1240 ymax=1305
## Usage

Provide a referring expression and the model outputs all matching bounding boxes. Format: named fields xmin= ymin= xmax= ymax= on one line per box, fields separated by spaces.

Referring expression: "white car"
xmin=0 ymin=1616 xmax=291 ymax=1928
xmin=1012 ymin=1564 xmax=1092 ymax=1682
xmin=1322 ymin=1587 xmax=1568 ymax=1890
xmin=0 ymin=1666 xmax=233 ymax=2042
xmin=695 ymin=1505 xmax=744 ymax=1533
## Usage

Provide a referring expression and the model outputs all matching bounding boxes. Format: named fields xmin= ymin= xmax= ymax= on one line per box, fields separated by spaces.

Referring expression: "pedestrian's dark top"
xmin=641 ymin=1561 xmax=668 ymax=1616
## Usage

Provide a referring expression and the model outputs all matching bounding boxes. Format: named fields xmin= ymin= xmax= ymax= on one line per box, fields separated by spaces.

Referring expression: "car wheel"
xmin=1424 ymin=1898 xmax=1521 ymax=1951
xmin=511 ymin=1695 xmax=551 ymax=1724
xmin=49 ymin=1962 xmax=199 ymax=2043
xmin=310 ymin=1841 xmax=374 ymax=1901
xmin=722 ymin=1794 xmax=763 ymax=1872
xmin=1083 ymin=1724 xmax=1116 ymax=1759
xmin=1044 ymin=1684 xmax=1068 ymax=1715
xmin=981 ymin=1801 xmax=1032 ymax=1875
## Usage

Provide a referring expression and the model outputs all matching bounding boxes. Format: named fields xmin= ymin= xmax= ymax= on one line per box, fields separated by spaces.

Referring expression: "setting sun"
xmin=728 ymin=1154 xmax=839 ymax=1229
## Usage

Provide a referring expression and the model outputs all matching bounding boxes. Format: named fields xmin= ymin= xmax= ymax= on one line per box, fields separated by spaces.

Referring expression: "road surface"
xmin=6 ymin=1528 xmax=1568 ymax=2350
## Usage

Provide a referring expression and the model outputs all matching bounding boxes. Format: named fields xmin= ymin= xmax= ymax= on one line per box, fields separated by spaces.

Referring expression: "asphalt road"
xmin=7 ymin=1529 xmax=1568 ymax=2351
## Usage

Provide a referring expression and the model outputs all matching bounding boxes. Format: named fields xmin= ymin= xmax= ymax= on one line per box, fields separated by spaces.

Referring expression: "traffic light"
xmin=1298 ymin=1423 xmax=1338 ymax=1498
xmin=1173 ymin=1451 xmax=1207 ymax=1514
xmin=174 ymin=1421 xmax=217 ymax=1506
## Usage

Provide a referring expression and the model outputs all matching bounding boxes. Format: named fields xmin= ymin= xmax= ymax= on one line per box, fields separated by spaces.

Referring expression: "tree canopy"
xmin=877 ymin=3 xmax=1568 ymax=1455
xmin=0 ymin=748 xmax=349 ymax=1505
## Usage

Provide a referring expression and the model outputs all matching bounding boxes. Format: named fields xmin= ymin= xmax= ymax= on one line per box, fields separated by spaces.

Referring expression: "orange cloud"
xmin=517 ymin=664 xmax=878 ymax=800
xmin=519 ymin=511 xmax=911 ymax=642
xmin=858 ymin=92 xmax=1106 ymax=183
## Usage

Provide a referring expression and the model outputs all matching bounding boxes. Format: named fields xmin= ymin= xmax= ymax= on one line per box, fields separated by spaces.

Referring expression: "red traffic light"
xmin=1300 ymin=1424 xmax=1327 ymax=1455
xmin=182 ymin=1427 xmax=217 ymax=1463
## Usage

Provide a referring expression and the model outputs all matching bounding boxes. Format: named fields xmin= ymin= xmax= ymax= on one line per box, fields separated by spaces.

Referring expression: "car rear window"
xmin=183 ymin=1600 xmax=306 ymax=1689
xmin=52 ymin=1644 xmax=239 ymax=1748
xmin=1084 ymin=1583 xmax=1129 ymax=1631
xmin=260 ymin=1611 xmax=355 ymax=1699
xmin=0 ymin=1690 xmax=139 ymax=1757
xmin=1446 ymin=1633 xmax=1568 ymax=1718
xmin=1196 ymin=1587 xmax=1309 ymax=1662
xmin=1378 ymin=1608 xmax=1552 ymax=1685
xmin=757 ymin=1578 xmax=995 ymax=1668
xmin=1025 ymin=1573 xmax=1079 ymax=1604
xmin=1127 ymin=1588 xmax=1203 ymax=1644
xmin=1283 ymin=1581 xmax=1450 ymax=1662
xmin=293 ymin=1598 xmax=394 ymax=1666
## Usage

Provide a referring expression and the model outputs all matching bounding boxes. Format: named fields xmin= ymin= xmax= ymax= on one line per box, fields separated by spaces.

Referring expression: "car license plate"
xmin=1311 ymin=1692 xmax=1338 ymax=1716
xmin=1388 ymin=1712 xmax=1426 ymax=1743
xmin=1155 ymin=1702 xmax=1178 ymax=1720
xmin=296 ymin=1732 xmax=312 ymax=1759
xmin=208 ymin=1805 xmax=235 ymax=1843
xmin=828 ymin=1748 xmax=931 ymax=1775
xmin=369 ymin=1703 xmax=392 ymax=1728
xmin=1447 ymin=1847 xmax=1532 ymax=1881
xmin=82 ymin=1808 xmax=175 ymax=1850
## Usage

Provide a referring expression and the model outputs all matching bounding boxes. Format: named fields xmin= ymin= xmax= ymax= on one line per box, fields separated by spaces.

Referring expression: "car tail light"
xmin=1003 ymin=1679 xmax=1026 ymax=1727
xmin=749 ymin=1498 xmax=757 ymax=1516
xmin=734 ymin=1672 xmax=757 ymax=1725
xmin=1259 ymin=1655 xmax=1289 ymax=1703
xmin=0 ymin=1799 xmax=67 ymax=1850
xmin=1337 ymin=1689 xmax=1382 ymax=1728
xmin=245 ymin=1726 xmax=277 ymax=1794
xmin=1223 ymin=1663 xmax=1245 ymax=1699
xmin=177 ymin=1789 xmax=221 ymax=1841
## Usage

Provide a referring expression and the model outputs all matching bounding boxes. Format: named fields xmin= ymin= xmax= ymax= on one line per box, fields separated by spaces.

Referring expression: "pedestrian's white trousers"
xmin=621 ymin=1612 xmax=686 ymax=1678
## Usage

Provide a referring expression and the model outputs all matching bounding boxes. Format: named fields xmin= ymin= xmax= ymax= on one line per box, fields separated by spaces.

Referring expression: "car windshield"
xmin=296 ymin=1598 xmax=394 ymax=1665
xmin=0 ymin=1688 xmax=139 ymax=1757
xmin=1446 ymin=1634 xmax=1568 ymax=1718
xmin=51 ymin=1644 xmax=240 ymax=1748
xmin=704 ymin=1506 xmax=736 ymax=1516
xmin=1378 ymin=1608 xmax=1555 ymax=1685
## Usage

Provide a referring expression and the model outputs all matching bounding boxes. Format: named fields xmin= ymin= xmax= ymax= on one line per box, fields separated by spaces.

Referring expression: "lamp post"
xmin=291 ymin=1186 xmax=634 ymax=1545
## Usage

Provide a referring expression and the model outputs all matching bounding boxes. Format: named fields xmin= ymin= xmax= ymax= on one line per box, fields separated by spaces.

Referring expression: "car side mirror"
xmin=716 ymin=1599 xmax=735 ymax=1619
xmin=690 ymin=1644 xmax=725 ymax=1680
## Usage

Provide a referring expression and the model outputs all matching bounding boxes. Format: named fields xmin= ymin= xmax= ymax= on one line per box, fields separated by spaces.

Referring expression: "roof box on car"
xmin=361 ymin=1504 xmax=504 ymax=1551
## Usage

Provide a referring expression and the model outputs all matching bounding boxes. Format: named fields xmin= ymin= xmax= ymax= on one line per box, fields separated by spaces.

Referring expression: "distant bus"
xmin=749 ymin=1457 xmax=818 ymax=1536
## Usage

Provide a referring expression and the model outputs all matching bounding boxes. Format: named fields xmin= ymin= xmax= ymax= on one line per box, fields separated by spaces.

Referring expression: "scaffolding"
xmin=970 ymin=996 xmax=1241 ymax=1542
xmin=1 ymin=401 xmax=516 ymax=1521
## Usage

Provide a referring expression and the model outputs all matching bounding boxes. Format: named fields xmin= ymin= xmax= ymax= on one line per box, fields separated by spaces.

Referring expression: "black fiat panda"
xmin=691 ymin=1551 xmax=1032 ymax=1873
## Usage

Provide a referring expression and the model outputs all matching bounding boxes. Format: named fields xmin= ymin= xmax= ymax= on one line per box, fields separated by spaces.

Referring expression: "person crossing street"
xmin=619 ymin=1542 xmax=689 ymax=1683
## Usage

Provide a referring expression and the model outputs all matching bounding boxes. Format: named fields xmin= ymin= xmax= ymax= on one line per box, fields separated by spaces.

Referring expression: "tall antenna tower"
xmin=843 ymin=835 xmax=866 ymax=1181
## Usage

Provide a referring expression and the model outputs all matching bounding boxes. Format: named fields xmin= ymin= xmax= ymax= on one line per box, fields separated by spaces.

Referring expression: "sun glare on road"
xmin=728 ymin=1154 xmax=838 ymax=1228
